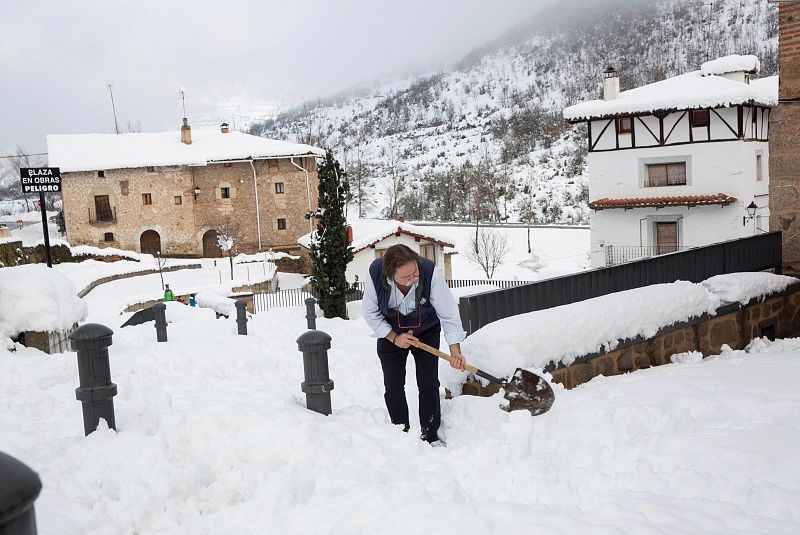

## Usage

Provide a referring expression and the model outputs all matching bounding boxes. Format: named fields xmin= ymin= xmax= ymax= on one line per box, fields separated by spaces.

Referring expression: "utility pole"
xmin=107 ymin=83 xmax=119 ymax=135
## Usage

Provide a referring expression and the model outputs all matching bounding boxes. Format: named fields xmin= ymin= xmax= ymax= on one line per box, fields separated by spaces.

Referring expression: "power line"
xmin=0 ymin=152 xmax=48 ymax=159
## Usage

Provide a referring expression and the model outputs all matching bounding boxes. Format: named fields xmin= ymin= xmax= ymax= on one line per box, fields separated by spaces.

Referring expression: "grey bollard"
xmin=296 ymin=330 xmax=334 ymax=416
xmin=0 ymin=451 xmax=42 ymax=535
xmin=304 ymin=297 xmax=317 ymax=330
xmin=153 ymin=302 xmax=167 ymax=342
xmin=235 ymin=300 xmax=247 ymax=335
xmin=69 ymin=323 xmax=118 ymax=436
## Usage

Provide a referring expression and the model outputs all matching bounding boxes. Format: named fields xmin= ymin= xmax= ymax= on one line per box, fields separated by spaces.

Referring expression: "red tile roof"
xmin=589 ymin=193 xmax=737 ymax=210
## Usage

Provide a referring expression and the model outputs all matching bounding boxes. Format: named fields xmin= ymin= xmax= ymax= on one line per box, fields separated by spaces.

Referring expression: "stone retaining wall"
xmin=78 ymin=264 xmax=202 ymax=297
xmin=462 ymin=283 xmax=800 ymax=395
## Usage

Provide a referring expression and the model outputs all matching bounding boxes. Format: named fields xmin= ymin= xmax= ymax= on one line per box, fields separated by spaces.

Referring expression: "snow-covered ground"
xmin=2 ymin=299 xmax=800 ymax=534
xmin=2 ymin=249 xmax=800 ymax=533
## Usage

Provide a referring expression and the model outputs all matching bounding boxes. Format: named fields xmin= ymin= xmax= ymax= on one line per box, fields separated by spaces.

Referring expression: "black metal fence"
xmin=458 ymin=232 xmax=783 ymax=336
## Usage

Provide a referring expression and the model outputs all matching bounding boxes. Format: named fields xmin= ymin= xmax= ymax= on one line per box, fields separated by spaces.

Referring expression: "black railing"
xmin=605 ymin=244 xmax=694 ymax=266
xmin=458 ymin=232 xmax=783 ymax=336
xmin=88 ymin=206 xmax=116 ymax=223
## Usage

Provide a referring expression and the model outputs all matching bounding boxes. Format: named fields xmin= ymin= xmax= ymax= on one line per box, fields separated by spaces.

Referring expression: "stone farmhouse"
xmin=47 ymin=122 xmax=325 ymax=257
xmin=564 ymin=55 xmax=778 ymax=268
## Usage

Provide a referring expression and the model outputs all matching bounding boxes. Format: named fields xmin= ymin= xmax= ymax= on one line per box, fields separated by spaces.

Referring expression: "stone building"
xmin=47 ymin=122 xmax=325 ymax=256
xmin=770 ymin=0 xmax=800 ymax=273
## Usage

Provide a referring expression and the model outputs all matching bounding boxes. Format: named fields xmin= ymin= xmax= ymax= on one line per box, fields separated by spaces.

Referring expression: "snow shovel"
xmin=413 ymin=339 xmax=555 ymax=415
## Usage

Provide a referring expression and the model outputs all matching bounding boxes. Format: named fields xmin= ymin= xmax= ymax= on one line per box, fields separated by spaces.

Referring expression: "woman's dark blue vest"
xmin=369 ymin=257 xmax=439 ymax=335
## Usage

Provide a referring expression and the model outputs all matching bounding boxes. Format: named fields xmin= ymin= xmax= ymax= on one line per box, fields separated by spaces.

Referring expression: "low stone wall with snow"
xmin=545 ymin=282 xmax=800 ymax=389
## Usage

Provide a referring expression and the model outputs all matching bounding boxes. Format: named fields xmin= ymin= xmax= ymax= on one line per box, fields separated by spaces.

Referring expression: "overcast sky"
xmin=0 ymin=0 xmax=552 ymax=155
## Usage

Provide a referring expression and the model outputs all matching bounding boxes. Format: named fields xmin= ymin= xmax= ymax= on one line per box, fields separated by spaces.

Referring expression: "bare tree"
xmin=464 ymin=227 xmax=511 ymax=279
xmin=380 ymin=142 xmax=405 ymax=219
xmin=215 ymin=219 xmax=241 ymax=281
xmin=5 ymin=146 xmax=45 ymax=212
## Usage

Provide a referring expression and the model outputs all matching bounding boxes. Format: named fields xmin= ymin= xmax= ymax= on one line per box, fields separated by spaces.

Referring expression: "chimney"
xmin=603 ymin=66 xmax=620 ymax=100
xmin=220 ymin=122 xmax=230 ymax=134
xmin=181 ymin=118 xmax=192 ymax=145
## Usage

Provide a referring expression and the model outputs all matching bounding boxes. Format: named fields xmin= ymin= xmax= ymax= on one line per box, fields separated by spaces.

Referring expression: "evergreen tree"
xmin=308 ymin=150 xmax=353 ymax=319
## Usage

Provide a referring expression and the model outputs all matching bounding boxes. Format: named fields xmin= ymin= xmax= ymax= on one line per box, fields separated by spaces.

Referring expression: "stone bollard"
xmin=296 ymin=330 xmax=334 ymax=416
xmin=235 ymin=300 xmax=247 ymax=336
xmin=0 ymin=451 xmax=42 ymax=535
xmin=304 ymin=297 xmax=317 ymax=330
xmin=153 ymin=302 xmax=168 ymax=342
xmin=69 ymin=323 xmax=118 ymax=436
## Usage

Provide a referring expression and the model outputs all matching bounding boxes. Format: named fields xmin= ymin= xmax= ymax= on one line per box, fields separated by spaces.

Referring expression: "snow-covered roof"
xmin=701 ymin=55 xmax=760 ymax=77
xmin=563 ymin=56 xmax=778 ymax=122
xmin=298 ymin=219 xmax=456 ymax=253
xmin=47 ymin=128 xmax=326 ymax=173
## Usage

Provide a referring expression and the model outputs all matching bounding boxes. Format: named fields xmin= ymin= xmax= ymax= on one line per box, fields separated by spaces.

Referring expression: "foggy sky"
xmin=1 ymin=0 xmax=551 ymax=154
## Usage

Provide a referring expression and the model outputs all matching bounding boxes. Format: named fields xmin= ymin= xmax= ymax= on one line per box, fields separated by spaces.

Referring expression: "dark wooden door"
xmin=656 ymin=222 xmax=678 ymax=255
xmin=140 ymin=230 xmax=161 ymax=255
xmin=202 ymin=230 xmax=222 ymax=258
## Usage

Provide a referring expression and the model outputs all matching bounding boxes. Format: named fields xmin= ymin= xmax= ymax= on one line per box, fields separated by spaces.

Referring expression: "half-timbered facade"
xmin=564 ymin=55 xmax=778 ymax=267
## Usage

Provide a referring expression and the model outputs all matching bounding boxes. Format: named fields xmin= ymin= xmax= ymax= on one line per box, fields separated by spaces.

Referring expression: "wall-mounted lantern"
xmin=193 ymin=186 xmax=201 ymax=200
xmin=743 ymin=200 xmax=758 ymax=226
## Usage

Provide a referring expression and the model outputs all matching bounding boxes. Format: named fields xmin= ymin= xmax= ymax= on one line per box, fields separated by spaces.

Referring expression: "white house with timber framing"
xmin=563 ymin=55 xmax=778 ymax=268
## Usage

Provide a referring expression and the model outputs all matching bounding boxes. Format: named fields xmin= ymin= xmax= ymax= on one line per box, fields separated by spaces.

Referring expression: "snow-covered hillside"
xmin=248 ymin=0 xmax=777 ymax=224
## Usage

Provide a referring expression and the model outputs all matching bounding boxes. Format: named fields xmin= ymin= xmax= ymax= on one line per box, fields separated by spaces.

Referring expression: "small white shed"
xmin=299 ymin=219 xmax=456 ymax=283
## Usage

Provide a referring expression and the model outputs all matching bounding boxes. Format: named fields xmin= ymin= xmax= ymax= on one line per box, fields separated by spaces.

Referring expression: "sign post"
xmin=20 ymin=167 xmax=61 ymax=268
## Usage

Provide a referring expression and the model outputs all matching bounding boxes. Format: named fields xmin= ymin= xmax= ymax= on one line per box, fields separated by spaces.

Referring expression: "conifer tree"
xmin=308 ymin=150 xmax=353 ymax=319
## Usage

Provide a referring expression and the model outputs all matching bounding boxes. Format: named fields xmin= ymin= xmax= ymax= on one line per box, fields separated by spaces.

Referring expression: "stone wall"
xmin=770 ymin=3 xmax=800 ymax=273
xmin=62 ymin=156 xmax=319 ymax=257
xmin=461 ymin=283 xmax=800 ymax=395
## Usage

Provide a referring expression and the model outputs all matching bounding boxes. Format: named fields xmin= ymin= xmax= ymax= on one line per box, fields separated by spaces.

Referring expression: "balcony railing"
xmin=605 ymin=244 xmax=693 ymax=266
xmin=642 ymin=179 xmax=687 ymax=188
xmin=88 ymin=206 xmax=116 ymax=223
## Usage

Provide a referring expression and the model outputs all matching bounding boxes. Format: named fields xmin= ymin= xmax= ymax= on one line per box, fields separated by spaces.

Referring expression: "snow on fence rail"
xmin=252 ymin=280 xmax=529 ymax=313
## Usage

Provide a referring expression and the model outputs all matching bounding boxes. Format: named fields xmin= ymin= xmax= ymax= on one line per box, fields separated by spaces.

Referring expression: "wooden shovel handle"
xmin=414 ymin=340 xmax=479 ymax=375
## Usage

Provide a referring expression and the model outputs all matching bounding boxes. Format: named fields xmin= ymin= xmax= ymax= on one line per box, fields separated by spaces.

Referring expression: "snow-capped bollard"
xmin=235 ymin=300 xmax=247 ymax=335
xmin=0 ymin=451 xmax=42 ymax=535
xmin=153 ymin=302 xmax=168 ymax=342
xmin=297 ymin=330 xmax=334 ymax=416
xmin=69 ymin=323 xmax=118 ymax=436
xmin=305 ymin=298 xmax=317 ymax=330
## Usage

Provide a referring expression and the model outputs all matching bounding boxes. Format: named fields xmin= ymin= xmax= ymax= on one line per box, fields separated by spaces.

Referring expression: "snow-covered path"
xmin=2 ymin=303 xmax=799 ymax=534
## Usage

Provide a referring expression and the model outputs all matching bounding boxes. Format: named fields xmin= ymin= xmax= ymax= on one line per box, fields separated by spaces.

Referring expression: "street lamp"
xmin=743 ymin=201 xmax=757 ymax=225
xmin=193 ymin=185 xmax=201 ymax=200
xmin=743 ymin=201 xmax=758 ymax=234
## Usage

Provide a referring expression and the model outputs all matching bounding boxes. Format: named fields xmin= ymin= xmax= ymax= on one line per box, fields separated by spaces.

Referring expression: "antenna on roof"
xmin=107 ymin=83 xmax=120 ymax=135
xmin=178 ymin=87 xmax=187 ymax=120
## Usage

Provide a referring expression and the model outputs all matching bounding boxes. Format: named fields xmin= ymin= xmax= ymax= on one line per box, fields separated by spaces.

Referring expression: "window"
xmin=98 ymin=170 xmax=105 ymax=178
xmin=145 ymin=166 xmax=156 ymax=173
xmin=616 ymin=116 xmax=632 ymax=134
xmin=268 ymin=159 xmax=279 ymax=169
xmin=223 ymin=162 xmax=233 ymax=168
xmin=690 ymin=109 xmax=710 ymax=127
xmin=94 ymin=195 xmax=113 ymax=222
xmin=646 ymin=162 xmax=686 ymax=187
xmin=104 ymin=232 xmax=114 ymax=242
xmin=174 ymin=195 xmax=183 ymax=205
xmin=277 ymin=218 xmax=287 ymax=230
xmin=221 ymin=187 xmax=230 ymax=199
xmin=142 ymin=193 xmax=152 ymax=205
xmin=275 ymin=182 xmax=285 ymax=194
xmin=756 ymin=154 xmax=763 ymax=181
xmin=420 ymin=244 xmax=436 ymax=265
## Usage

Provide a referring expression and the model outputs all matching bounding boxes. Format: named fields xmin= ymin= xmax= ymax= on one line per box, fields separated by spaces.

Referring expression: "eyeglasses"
xmin=394 ymin=266 xmax=419 ymax=286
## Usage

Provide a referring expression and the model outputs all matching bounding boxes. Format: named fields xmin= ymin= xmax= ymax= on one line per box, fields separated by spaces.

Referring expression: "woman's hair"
xmin=381 ymin=244 xmax=419 ymax=278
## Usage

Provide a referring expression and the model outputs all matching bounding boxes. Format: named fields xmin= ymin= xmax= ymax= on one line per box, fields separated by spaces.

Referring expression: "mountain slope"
xmin=248 ymin=0 xmax=777 ymax=224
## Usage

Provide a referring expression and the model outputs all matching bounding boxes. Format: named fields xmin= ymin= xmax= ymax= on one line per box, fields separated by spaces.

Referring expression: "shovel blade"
xmin=500 ymin=368 xmax=555 ymax=415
